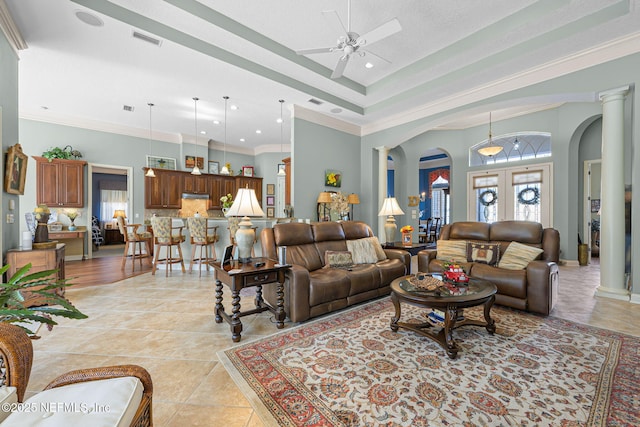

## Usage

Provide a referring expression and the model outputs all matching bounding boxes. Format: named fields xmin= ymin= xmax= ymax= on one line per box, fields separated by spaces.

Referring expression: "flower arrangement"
xmin=220 ymin=193 xmax=234 ymax=209
xmin=65 ymin=209 xmax=80 ymax=221
xmin=330 ymin=192 xmax=349 ymax=219
xmin=400 ymin=225 xmax=414 ymax=233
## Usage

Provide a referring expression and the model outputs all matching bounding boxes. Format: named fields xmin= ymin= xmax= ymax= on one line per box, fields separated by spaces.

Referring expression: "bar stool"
xmin=187 ymin=217 xmax=218 ymax=276
xmin=150 ymin=217 xmax=186 ymax=276
xmin=117 ymin=217 xmax=152 ymax=272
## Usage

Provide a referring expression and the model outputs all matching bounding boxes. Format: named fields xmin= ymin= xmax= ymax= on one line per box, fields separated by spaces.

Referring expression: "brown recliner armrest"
xmin=526 ymin=260 xmax=559 ymax=315
xmin=384 ymin=249 xmax=411 ymax=275
xmin=284 ymin=264 xmax=311 ymax=323
xmin=417 ymin=249 xmax=437 ymax=273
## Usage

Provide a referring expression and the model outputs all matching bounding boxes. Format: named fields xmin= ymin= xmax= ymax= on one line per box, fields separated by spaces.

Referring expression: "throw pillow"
xmin=346 ymin=238 xmax=381 ymax=264
xmin=324 ymin=251 xmax=354 ymax=269
xmin=498 ymin=242 xmax=544 ymax=270
xmin=466 ymin=242 xmax=500 ymax=266
xmin=436 ymin=240 xmax=468 ymax=263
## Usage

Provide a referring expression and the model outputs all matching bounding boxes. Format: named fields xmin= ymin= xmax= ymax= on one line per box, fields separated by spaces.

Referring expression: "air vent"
xmin=132 ymin=31 xmax=162 ymax=47
xmin=123 ymin=105 xmax=134 ymax=112
xmin=308 ymin=98 xmax=323 ymax=105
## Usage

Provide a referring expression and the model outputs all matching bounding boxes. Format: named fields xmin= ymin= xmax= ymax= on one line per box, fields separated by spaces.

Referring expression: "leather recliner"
xmin=261 ymin=221 xmax=411 ymax=323
xmin=417 ymin=221 xmax=560 ymax=315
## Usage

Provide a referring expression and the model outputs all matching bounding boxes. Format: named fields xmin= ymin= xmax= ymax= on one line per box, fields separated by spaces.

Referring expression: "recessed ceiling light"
xmin=276 ymin=118 xmax=283 ymax=123
xmin=255 ymin=130 xmax=262 ymax=134
xmin=213 ymin=120 xmax=220 ymax=125
xmin=200 ymin=131 xmax=206 ymax=135
xmin=365 ymin=62 xmax=374 ymax=69
xmin=230 ymin=105 xmax=239 ymax=110
xmin=240 ymin=138 xmax=245 ymax=142
xmin=330 ymin=108 xmax=343 ymax=114
xmin=75 ymin=10 xmax=103 ymax=27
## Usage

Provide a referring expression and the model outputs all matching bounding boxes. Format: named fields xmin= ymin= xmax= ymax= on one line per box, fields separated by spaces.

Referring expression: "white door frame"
xmin=583 ymin=159 xmax=601 ymax=264
xmin=87 ymin=163 xmax=133 ymax=259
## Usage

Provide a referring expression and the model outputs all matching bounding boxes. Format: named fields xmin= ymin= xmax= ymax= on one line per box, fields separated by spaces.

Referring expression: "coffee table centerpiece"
xmin=390 ymin=273 xmax=497 ymax=359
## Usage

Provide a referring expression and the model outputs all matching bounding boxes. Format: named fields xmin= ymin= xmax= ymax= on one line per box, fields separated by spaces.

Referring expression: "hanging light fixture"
xmin=277 ymin=99 xmax=286 ymax=176
xmin=191 ymin=97 xmax=202 ymax=175
xmin=145 ymin=102 xmax=156 ymax=178
xmin=477 ymin=112 xmax=504 ymax=157
xmin=220 ymin=96 xmax=230 ymax=175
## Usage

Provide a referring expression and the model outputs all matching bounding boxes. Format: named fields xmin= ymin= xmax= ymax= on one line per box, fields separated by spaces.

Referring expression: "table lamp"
xmin=378 ymin=197 xmax=404 ymax=243
xmin=113 ymin=209 xmax=126 ymax=228
xmin=317 ymin=192 xmax=333 ymax=221
xmin=348 ymin=193 xmax=360 ymax=220
xmin=225 ymin=187 xmax=265 ymax=263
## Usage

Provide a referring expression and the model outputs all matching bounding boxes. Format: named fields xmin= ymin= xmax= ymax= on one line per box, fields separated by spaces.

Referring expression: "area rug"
xmin=218 ymin=299 xmax=640 ymax=427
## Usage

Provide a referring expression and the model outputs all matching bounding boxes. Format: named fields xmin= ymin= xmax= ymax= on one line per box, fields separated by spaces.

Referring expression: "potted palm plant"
xmin=0 ymin=263 xmax=87 ymax=338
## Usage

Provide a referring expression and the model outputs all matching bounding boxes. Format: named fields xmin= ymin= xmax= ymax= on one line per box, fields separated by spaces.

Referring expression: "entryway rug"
xmin=218 ymin=299 xmax=639 ymax=427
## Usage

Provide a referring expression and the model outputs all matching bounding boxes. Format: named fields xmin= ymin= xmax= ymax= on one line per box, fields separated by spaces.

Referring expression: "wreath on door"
xmin=478 ymin=189 xmax=498 ymax=206
xmin=517 ymin=187 xmax=540 ymax=205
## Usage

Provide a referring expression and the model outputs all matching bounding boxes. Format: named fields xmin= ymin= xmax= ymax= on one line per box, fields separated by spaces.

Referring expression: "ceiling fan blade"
xmin=296 ymin=47 xmax=335 ymax=55
xmin=331 ymin=56 xmax=350 ymax=79
xmin=356 ymin=18 xmax=402 ymax=46
xmin=362 ymin=49 xmax=391 ymax=64
xmin=322 ymin=10 xmax=348 ymax=36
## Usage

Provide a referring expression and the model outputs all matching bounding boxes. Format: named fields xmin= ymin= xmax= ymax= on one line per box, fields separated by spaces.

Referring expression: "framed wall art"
xmin=146 ymin=155 xmax=177 ymax=170
xmin=266 ymin=183 xmax=275 ymax=195
xmin=325 ymin=169 xmax=342 ymax=188
xmin=242 ymin=166 xmax=254 ymax=177
xmin=266 ymin=207 xmax=275 ymax=218
xmin=209 ymin=161 xmax=219 ymax=174
xmin=185 ymin=155 xmax=204 ymax=169
xmin=4 ymin=143 xmax=27 ymax=195
xmin=277 ymin=163 xmax=285 ymax=175
xmin=266 ymin=196 xmax=275 ymax=206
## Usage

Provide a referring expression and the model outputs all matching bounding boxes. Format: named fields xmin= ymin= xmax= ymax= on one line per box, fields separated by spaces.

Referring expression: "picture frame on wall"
xmin=266 ymin=196 xmax=275 ymax=206
xmin=242 ymin=166 xmax=254 ymax=177
xmin=266 ymin=207 xmax=275 ymax=218
xmin=185 ymin=155 xmax=204 ymax=169
xmin=208 ymin=161 xmax=219 ymax=174
xmin=4 ymin=143 xmax=27 ymax=195
xmin=146 ymin=155 xmax=177 ymax=170
xmin=277 ymin=163 xmax=285 ymax=174
xmin=266 ymin=183 xmax=275 ymax=195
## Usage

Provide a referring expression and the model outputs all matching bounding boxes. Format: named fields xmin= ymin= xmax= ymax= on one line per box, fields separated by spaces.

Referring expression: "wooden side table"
xmin=103 ymin=228 xmax=125 ymax=245
xmin=212 ymin=258 xmax=290 ymax=342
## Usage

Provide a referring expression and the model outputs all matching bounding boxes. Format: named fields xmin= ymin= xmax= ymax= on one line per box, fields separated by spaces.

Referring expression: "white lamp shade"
xmin=225 ymin=188 xmax=265 ymax=217
xmin=378 ymin=197 xmax=404 ymax=216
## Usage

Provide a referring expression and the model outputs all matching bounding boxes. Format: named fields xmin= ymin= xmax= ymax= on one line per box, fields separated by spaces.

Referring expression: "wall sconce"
xmin=420 ymin=191 xmax=426 ymax=202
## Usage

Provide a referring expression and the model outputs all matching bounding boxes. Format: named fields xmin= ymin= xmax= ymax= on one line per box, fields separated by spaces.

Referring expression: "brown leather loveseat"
xmin=261 ymin=221 xmax=411 ymax=323
xmin=417 ymin=221 xmax=560 ymax=315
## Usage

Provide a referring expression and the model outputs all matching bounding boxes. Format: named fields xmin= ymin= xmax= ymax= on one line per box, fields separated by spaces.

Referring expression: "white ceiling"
xmin=6 ymin=0 xmax=640 ymax=154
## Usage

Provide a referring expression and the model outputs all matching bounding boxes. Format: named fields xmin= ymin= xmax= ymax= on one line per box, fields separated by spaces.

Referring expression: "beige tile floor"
xmin=27 ymin=258 xmax=640 ymax=427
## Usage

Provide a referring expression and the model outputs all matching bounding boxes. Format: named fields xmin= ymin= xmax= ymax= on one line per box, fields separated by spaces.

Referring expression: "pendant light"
xmin=220 ymin=96 xmax=230 ymax=175
xmin=145 ymin=102 xmax=156 ymax=177
xmin=191 ymin=97 xmax=202 ymax=175
xmin=277 ymin=99 xmax=286 ymax=176
xmin=477 ymin=112 xmax=504 ymax=157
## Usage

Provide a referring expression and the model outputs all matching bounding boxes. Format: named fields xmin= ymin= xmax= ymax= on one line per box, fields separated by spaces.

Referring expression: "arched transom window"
xmin=469 ymin=132 xmax=552 ymax=166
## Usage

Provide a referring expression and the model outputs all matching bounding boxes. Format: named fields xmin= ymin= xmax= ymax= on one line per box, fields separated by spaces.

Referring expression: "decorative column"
xmin=596 ymin=86 xmax=629 ymax=301
xmin=376 ymin=146 xmax=389 ymax=241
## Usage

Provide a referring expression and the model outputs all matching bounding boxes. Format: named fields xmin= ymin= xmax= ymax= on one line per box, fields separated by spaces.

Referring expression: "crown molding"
xmin=361 ymin=31 xmax=640 ymax=136
xmin=293 ymin=105 xmax=361 ymax=136
xmin=0 ymin=0 xmax=27 ymax=54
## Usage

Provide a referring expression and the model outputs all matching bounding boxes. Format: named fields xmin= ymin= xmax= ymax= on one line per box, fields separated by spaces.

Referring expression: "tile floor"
xmin=28 ymin=259 xmax=640 ymax=427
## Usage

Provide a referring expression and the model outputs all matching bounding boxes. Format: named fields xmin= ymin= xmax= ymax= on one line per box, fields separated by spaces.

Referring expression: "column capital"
xmin=598 ymin=85 xmax=629 ymax=101
xmin=375 ymin=146 xmax=390 ymax=153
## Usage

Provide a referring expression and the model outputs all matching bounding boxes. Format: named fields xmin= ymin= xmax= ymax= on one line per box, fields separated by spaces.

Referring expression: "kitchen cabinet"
xmin=183 ymin=174 xmax=209 ymax=195
xmin=144 ymin=168 xmax=182 ymax=209
xmin=235 ymin=176 xmax=263 ymax=206
xmin=5 ymin=244 xmax=65 ymax=307
xmin=34 ymin=156 xmax=86 ymax=208
xmin=209 ymin=176 xmax=236 ymax=209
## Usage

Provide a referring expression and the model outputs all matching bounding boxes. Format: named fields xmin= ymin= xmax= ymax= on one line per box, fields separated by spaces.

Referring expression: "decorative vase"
xmin=222 ymin=207 xmax=229 ymax=215
xmin=34 ymin=213 xmax=50 ymax=243
xmin=68 ymin=219 xmax=77 ymax=231
xmin=402 ymin=231 xmax=412 ymax=246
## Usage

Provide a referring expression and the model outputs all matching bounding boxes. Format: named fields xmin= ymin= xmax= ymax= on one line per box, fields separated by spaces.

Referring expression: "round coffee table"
xmin=390 ymin=273 xmax=497 ymax=359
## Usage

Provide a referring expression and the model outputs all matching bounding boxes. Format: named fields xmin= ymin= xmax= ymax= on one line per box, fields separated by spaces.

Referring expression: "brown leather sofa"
xmin=417 ymin=221 xmax=560 ymax=315
xmin=261 ymin=221 xmax=411 ymax=323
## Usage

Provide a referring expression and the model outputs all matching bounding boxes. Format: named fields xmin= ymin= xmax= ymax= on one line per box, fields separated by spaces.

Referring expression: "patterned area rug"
xmin=218 ymin=299 xmax=639 ymax=427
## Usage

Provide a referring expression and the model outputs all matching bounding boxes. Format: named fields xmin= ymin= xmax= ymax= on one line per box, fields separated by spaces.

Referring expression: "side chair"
xmin=150 ymin=216 xmax=186 ymax=276
xmin=117 ymin=216 xmax=153 ymax=272
xmin=187 ymin=217 xmax=218 ymax=276
xmin=0 ymin=322 xmax=153 ymax=426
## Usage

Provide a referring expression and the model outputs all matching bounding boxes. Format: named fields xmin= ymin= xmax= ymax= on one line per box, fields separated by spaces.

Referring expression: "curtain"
xmin=100 ymin=190 xmax=128 ymax=223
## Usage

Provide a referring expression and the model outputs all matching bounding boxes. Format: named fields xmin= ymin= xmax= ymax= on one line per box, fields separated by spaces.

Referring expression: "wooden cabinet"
xmin=5 ymin=244 xmax=65 ymax=307
xmin=144 ymin=169 xmax=182 ymax=209
xmin=209 ymin=176 xmax=236 ymax=209
xmin=34 ymin=157 xmax=86 ymax=207
xmin=103 ymin=228 xmax=125 ymax=245
xmin=235 ymin=176 xmax=263 ymax=207
xmin=183 ymin=174 xmax=209 ymax=195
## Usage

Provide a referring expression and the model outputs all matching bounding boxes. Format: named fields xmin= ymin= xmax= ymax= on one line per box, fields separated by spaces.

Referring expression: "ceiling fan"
xmin=295 ymin=0 xmax=402 ymax=79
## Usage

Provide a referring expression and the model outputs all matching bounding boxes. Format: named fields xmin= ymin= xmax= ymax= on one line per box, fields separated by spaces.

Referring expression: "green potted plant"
xmin=41 ymin=145 xmax=83 ymax=161
xmin=0 ymin=263 xmax=87 ymax=338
